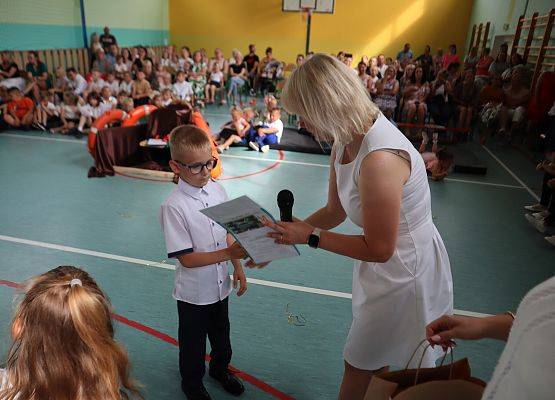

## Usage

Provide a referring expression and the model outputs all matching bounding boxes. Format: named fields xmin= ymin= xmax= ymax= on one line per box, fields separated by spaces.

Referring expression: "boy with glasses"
xmin=159 ymin=125 xmax=248 ymax=400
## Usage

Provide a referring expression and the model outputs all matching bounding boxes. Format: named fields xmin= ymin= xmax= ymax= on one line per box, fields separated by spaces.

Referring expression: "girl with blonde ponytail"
xmin=0 ymin=266 xmax=142 ymax=400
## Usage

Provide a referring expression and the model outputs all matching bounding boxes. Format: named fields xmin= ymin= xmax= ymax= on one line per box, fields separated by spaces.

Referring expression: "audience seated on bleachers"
xmin=0 ymin=33 xmax=547 ymax=153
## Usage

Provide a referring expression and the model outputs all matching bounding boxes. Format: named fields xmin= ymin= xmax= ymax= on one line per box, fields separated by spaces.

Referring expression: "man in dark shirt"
xmin=244 ymin=44 xmax=259 ymax=92
xmin=99 ymin=26 xmax=117 ymax=50
xmin=0 ymin=51 xmax=20 ymax=79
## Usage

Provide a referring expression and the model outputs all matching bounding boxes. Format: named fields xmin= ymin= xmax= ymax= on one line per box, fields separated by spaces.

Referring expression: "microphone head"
xmin=277 ymin=190 xmax=294 ymax=207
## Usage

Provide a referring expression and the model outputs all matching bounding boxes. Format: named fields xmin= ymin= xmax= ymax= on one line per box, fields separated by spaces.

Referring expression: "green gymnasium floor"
xmin=0 ymin=105 xmax=553 ymax=399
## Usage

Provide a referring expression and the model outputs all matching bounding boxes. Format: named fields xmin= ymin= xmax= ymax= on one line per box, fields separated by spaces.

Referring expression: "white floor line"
xmin=481 ymin=145 xmax=540 ymax=201
xmin=0 ymin=132 xmax=86 ymax=144
xmin=0 ymin=234 xmax=490 ymax=318
xmin=1 ymin=133 xmax=528 ymax=191
xmin=220 ymin=153 xmax=329 ymax=168
xmin=442 ymin=177 xmax=524 ymax=189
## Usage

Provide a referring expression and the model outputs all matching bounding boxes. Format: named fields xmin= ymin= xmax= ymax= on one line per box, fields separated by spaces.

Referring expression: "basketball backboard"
xmin=282 ymin=0 xmax=335 ymax=13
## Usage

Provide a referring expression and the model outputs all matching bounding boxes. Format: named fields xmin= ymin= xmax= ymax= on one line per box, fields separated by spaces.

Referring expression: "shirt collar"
xmin=178 ymin=178 xmax=208 ymax=199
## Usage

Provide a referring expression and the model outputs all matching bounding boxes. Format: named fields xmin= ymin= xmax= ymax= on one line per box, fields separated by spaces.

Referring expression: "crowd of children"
xmin=0 ymin=41 xmax=290 ymax=137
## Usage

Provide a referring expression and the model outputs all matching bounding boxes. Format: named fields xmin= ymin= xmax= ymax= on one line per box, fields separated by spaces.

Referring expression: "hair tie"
xmin=69 ymin=278 xmax=82 ymax=287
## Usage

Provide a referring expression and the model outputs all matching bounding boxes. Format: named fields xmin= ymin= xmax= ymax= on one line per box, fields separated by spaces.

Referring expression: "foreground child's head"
xmin=3 ymin=266 xmax=141 ymax=400
xmin=169 ymin=125 xmax=216 ymax=188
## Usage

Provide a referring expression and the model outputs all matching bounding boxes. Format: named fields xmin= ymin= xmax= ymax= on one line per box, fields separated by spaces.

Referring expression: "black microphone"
xmin=277 ymin=190 xmax=294 ymax=222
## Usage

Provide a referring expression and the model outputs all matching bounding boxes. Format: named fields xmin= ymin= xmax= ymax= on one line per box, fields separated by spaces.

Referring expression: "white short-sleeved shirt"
xmin=107 ymin=80 xmax=120 ymax=95
xmin=119 ymin=80 xmax=133 ymax=95
xmin=88 ymin=79 xmax=107 ymax=93
xmin=70 ymin=74 xmax=88 ymax=95
xmin=267 ymin=119 xmax=284 ymax=142
xmin=173 ymin=81 xmax=194 ymax=101
xmin=210 ymin=71 xmax=224 ymax=83
xmin=114 ymin=63 xmax=129 ymax=74
xmin=159 ymin=179 xmax=232 ymax=305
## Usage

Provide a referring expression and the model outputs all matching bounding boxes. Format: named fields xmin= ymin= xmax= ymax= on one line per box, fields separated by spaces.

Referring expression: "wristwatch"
xmin=307 ymin=228 xmax=322 ymax=249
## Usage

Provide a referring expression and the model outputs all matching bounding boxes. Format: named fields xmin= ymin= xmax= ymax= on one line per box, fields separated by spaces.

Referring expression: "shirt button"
xmin=205 ymin=203 xmax=209 ymax=207
xmin=217 ymin=242 xmax=219 ymax=246
xmin=212 ymin=222 xmax=215 ymax=226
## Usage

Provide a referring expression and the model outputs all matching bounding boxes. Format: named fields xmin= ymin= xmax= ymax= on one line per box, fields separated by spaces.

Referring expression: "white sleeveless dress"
xmin=335 ymin=112 xmax=453 ymax=369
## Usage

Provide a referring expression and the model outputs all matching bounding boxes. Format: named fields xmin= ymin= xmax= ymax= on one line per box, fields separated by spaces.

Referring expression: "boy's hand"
xmin=226 ymin=241 xmax=247 ymax=260
xmin=233 ymin=267 xmax=247 ymax=296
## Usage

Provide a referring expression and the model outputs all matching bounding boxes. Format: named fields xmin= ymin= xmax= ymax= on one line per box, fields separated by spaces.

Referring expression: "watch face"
xmin=308 ymin=234 xmax=319 ymax=248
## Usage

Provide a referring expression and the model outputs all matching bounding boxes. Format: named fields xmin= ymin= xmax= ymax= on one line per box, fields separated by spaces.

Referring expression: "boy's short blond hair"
xmin=169 ymin=124 xmax=212 ymax=160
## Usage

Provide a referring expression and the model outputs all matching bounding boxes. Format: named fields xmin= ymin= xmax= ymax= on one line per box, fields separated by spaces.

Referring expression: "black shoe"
xmin=209 ymin=369 xmax=245 ymax=396
xmin=183 ymin=385 xmax=212 ymax=400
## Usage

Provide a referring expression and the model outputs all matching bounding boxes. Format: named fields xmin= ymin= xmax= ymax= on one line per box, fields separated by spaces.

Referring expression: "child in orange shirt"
xmin=4 ymin=87 xmax=34 ymax=128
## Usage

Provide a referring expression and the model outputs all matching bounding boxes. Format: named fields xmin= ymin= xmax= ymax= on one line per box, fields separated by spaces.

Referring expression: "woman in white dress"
xmin=260 ymin=54 xmax=453 ymax=399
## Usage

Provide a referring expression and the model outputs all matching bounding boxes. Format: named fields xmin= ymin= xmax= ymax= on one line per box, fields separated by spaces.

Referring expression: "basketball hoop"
xmin=301 ymin=7 xmax=313 ymax=22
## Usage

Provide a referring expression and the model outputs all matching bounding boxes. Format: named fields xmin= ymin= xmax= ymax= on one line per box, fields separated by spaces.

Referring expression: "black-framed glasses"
xmin=174 ymin=157 xmax=218 ymax=175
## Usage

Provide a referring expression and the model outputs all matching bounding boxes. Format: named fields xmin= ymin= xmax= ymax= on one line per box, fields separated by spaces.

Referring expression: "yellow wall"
xmin=169 ymin=0 xmax=474 ymax=64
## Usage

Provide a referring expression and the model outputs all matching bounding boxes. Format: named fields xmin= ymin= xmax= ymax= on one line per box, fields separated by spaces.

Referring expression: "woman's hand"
xmin=426 ymin=315 xmax=487 ymax=350
xmin=262 ymin=217 xmax=314 ymax=246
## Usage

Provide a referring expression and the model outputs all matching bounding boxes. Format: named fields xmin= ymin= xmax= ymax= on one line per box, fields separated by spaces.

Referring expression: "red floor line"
xmin=0 ymin=279 xmax=295 ymax=400
xmin=114 ymin=150 xmax=285 ymax=183
xmin=220 ymin=150 xmax=285 ymax=181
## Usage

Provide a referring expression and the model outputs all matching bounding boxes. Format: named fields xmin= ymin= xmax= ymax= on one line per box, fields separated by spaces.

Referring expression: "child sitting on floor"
xmin=0 ymin=266 xmax=141 ymax=399
xmin=51 ymin=92 xmax=80 ymax=134
xmin=105 ymin=72 xmax=120 ymax=96
xmin=419 ymin=132 xmax=454 ymax=181
xmin=34 ymin=93 xmax=59 ymax=131
xmin=132 ymin=70 xmax=152 ymax=106
xmin=160 ymin=88 xmax=174 ymax=107
xmin=173 ymin=70 xmax=194 ymax=106
xmin=119 ymin=72 xmax=134 ymax=96
xmin=77 ymin=92 xmax=106 ymax=134
xmin=100 ymin=86 xmax=117 ymax=110
xmin=217 ymin=107 xmax=250 ymax=152
xmin=248 ymin=107 xmax=283 ymax=153
xmin=3 ymin=87 xmax=34 ymax=129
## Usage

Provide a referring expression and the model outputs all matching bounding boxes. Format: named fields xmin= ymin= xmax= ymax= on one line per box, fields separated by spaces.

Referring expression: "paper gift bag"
xmin=364 ymin=340 xmax=486 ymax=400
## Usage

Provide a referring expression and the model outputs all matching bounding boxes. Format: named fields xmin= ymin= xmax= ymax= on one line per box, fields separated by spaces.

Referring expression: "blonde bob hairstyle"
xmin=282 ymin=53 xmax=379 ymax=145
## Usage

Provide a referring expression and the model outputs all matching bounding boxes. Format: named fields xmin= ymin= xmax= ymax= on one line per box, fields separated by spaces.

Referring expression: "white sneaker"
xmin=261 ymin=145 xmax=270 ymax=153
xmin=217 ymin=145 xmax=225 ymax=154
xmin=525 ymin=213 xmax=547 ymax=233
xmin=249 ymin=142 xmax=260 ymax=152
xmin=545 ymin=235 xmax=555 ymax=247
xmin=421 ymin=131 xmax=428 ymax=143
xmin=532 ymin=211 xmax=550 ymax=220
xmin=524 ymin=203 xmax=546 ymax=212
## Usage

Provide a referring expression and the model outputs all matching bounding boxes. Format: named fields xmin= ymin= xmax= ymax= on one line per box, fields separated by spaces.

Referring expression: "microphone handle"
xmin=280 ymin=208 xmax=293 ymax=222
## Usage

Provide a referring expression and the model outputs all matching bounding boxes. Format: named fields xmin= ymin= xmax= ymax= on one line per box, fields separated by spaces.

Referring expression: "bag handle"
xmin=405 ymin=339 xmax=455 ymax=386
